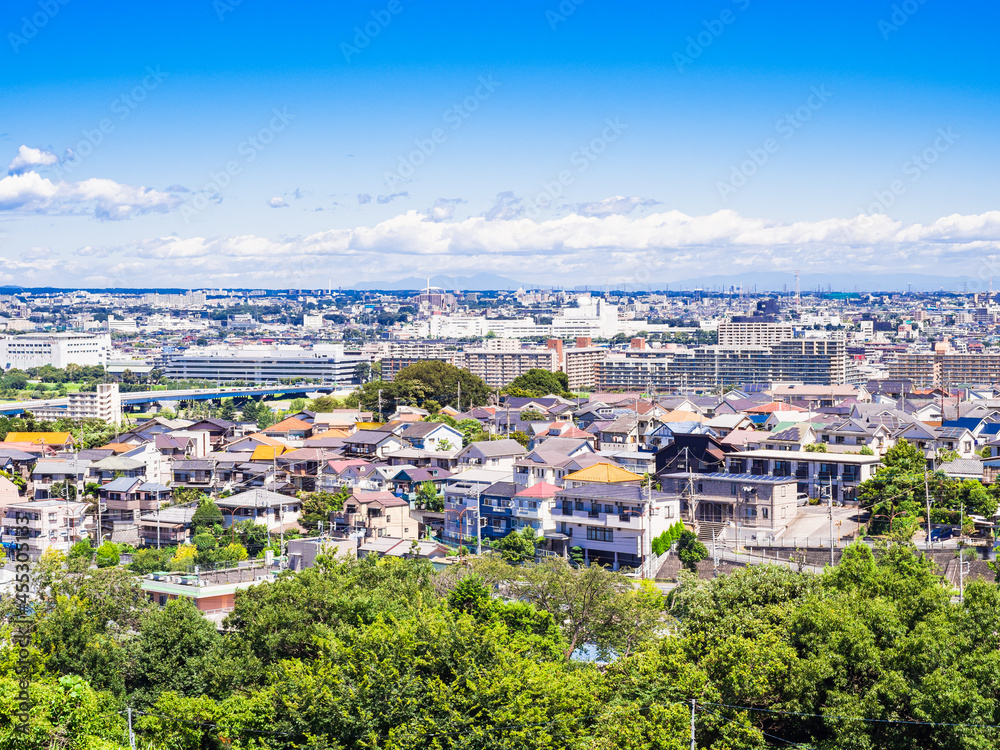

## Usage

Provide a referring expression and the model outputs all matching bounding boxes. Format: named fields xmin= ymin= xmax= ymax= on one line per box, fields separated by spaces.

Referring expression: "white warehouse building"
xmin=0 ymin=332 xmax=112 ymax=370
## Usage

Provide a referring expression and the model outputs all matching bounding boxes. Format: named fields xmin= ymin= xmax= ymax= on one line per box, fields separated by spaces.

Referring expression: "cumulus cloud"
xmin=82 ymin=208 xmax=1000 ymax=288
xmin=483 ymin=191 xmax=524 ymax=221
xmin=575 ymin=195 xmax=661 ymax=217
xmin=376 ymin=191 xmax=408 ymax=205
xmin=7 ymin=145 xmax=57 ymax=174
xmin=357 ymin=193 xmax=372 ymax=205
xmin=268 ymin=196 xmax=289 ymax=208
xmin=429 ymin=198 xmax=465 ymax=222
xmin=0 ymin=170 xmax=182 ymax=220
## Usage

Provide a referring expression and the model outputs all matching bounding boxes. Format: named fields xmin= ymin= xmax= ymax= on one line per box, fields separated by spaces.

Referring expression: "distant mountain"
xmin=352 ymin=273 xmax=525 ymax=291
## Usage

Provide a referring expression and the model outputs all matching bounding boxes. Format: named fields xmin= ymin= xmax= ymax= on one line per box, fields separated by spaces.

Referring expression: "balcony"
xmin=554 ymin=509 xmax=644 ymax=530
xmin=513 ymin=506 xmax=541 ymax=518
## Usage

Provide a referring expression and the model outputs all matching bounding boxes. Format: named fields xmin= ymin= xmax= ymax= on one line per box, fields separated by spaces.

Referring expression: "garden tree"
xmin=191 ymin=495 xmax=224 ymax=533
xmin=217 ymin=399 xmax=236 ymax=422
xmin=508 ymin=556 xmax=662 ymax=661
xmin=307 ymin=394 xmax=346 ymax=412
xmin=240 ymin=398 xmax=261 ymax=424
xmin=130 ymin=598 xmax=224 ymax=706
xmin=171 ymin=486 xmax=206 ymax=508
xmin=503 ymin=368 xmax=571 ymax=397
xmin=288 ymin=398 xmax=307 ymax=413
xmin=494 ymin=526 xmax=538 ymax=562
xmin=222 ymin=554 xmax=438 ymax=673
xmin=230 ymin=518 xmax=270 ymax=556
xmin=94 ymin=540 xmax=120 ymax=568
xmin=803 ymin=442 xmax=828 ymax=452
xmin=128 ymin=546 xmax=174 ymax=574
xmin=395 ymin=360 xmax=491 ymax=410
xmin=67 ymin=539 xmax=94 ymax=561
xmin=0 ymin=674 xmax=126 ymax=749
xmin=675 ymin=530 xmax=708 ymax=572
xmin=299 ymin=488 xmax=350 ymax=532
xmin=354 ymin=361 xmax=372 ymax=384
xmin=0 ymin=469 xmax=25 ymax=491
xmin=414 ymin=480 xmax=444 ymax=511
xmin=169 ymin=543 xmax=197 ymax=571
xmin=457 ymin=417 xmax=486 ymax=446
xmin=508 ymin=429 xmax=531 ymax=448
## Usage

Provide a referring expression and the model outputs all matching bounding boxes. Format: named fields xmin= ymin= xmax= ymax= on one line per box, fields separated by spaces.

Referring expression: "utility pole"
xmin=959 ymin=498 xmax=965 ymax=603
xmin=689 ymin=699 xmax=696 ymax=750
xmin=457 ymin=380 xmax=461 ymax=412
xmin=377 ymin=388 xmax=383 ymax=421
xmin=924 ymin=468 xmax=932 ymax=551
xmin=828 ymin=474 xmax=834 ymax=567
xmin=127 ymin=707 xmax=136 ymax=750
xmin=475 ymin=487 xmax=482 ymax=556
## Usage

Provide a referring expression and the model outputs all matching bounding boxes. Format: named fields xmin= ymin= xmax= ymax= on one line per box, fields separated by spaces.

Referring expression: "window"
xmin=762 ymin=508 xmax=769 ymax=519
xmin=586 ymin=527 xmax=614 ymax=542
xmin=731 ymin=484 xmax=737 ymax=496
xmin=605 ymin=504 xmax=614 ymax=514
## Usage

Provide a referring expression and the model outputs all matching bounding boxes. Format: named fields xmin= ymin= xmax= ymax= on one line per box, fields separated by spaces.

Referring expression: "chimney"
xmin=575 ymin=336 xmax=592 ymax=348
xmin=630 ymin=337 xmax=646 ymax=350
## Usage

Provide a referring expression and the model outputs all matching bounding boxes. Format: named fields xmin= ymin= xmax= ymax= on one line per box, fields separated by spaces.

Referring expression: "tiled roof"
xmin=563 ymin=462 xmax=642 ymax=484
xmin=5 ymin=432 xmax=73 ymax=445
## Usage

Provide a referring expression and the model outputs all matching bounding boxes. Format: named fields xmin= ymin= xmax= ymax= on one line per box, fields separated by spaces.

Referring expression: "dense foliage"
xmin=4 ymin=543 xmax=1000 ymax=748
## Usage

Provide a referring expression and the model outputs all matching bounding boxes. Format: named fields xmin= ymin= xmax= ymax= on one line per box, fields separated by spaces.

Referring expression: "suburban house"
xmin=332 ymin=490 xmax=416 ymax=539
xmin=342 ymin=430 xmax=405 ymax=460
xmin=550 ymin=484 xmax=680 ymax=571
xmin=455 ymin=439 xmax=527 ymax=472
xmin=659 ymin=471 xmax=800 ymax=537
xmin=217 ymin=488 xmax=302 ymax=533
xmin=398 ymin=421 xmax=464 ymax=452
xmin=30 ymin=458 xmax=91 ymax=500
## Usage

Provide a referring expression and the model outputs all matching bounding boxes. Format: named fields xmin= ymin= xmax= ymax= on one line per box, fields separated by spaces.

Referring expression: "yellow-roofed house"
xmin=4 ymin=432 xmax=75 ymax=450
xmin=562 ymin=462 xmax=643 ymax=488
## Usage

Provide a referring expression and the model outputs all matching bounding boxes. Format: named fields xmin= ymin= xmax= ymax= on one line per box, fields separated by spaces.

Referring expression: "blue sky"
xmin=1 ymin=0 xmax=998 ymax=288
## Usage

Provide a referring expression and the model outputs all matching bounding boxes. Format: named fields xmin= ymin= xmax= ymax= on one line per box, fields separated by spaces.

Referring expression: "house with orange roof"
xmin=262 ymin=416 xmax=313 ymax=441
xmin=4 ymin=432 xmax=75 ymax=450
xmin=562 ymin=462 xmax=643 ymax=488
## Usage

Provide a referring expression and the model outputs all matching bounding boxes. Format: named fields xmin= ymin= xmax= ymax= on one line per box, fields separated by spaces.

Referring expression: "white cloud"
xmin=0 ymin=169 xmax=182 ymax=220
xmin=7 ymin=145 xmax=57 ymax=174
xmin=429 ymin=198 xmax=465 ymax=222
xmin=268 ymin=196 xmax=289 ymax=208
xmin=82 ymin=207 xmax=1000 ymax=287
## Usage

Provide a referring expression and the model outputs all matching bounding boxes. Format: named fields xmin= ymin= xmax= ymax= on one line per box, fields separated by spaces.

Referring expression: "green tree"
xmin=676 ymin=530 xmax=707 ymax=572
xmin=191 ymin=496 xmax=224 ymax=533
xmin=94 ymin=541 xmax=120 ymax=568
xmin=504 ymin=368 xmax=571 ymax=397
xmin=494 ymin=526 xmax=537 ymax=562
xmin=414 ymin=480 xmax=443 ymax=511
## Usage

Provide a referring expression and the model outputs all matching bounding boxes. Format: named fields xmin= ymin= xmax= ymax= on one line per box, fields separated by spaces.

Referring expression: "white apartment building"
xmin=0 ymin=332 xmax=112 ymax=369
xmin=1 ymin=500 xmax=92 ymax=560
xmin=162 ymin=344 xmax=369 ymax=384
xmin=718 ymin=321 xmax=795 ymax=347
xmin=67 ymin=383 xmax=122 ymax=424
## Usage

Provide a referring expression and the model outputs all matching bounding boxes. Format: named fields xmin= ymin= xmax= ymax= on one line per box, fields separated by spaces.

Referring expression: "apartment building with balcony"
xmin=510 ymin=481 xmax=559 ymax=536
xmin=443 ymin=469 xmax=511 ymax=544
xmin=659 ymin=472 xmax=799 ymax=532
xmin=478 ymin=481 xmax=520 ymax=541
xmin=550 ymin=485 xmax=680 ymax=570
xmin=724 ymin=449 xmax=880 ymax=502
xmin=1 ymin=499 xmax=91 ymax=559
